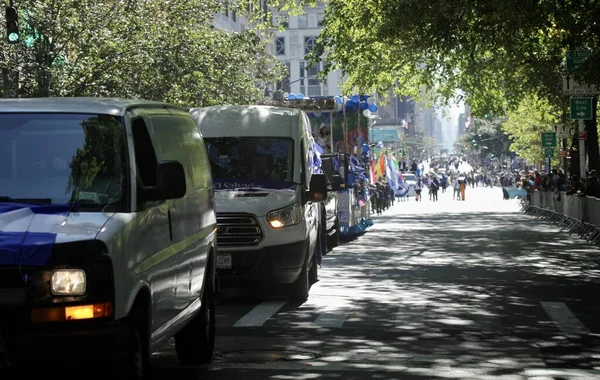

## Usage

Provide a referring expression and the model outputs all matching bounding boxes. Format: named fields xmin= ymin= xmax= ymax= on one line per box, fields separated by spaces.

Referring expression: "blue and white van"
xmin=0 ymin=98 xmax=217 ymax=377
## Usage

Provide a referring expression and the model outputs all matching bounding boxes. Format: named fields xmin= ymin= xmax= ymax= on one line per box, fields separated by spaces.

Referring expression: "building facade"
xmin=213 ymin=1 xmax=276 ymax=94
xmin=271 ymin=4 xmax=344 ymax=97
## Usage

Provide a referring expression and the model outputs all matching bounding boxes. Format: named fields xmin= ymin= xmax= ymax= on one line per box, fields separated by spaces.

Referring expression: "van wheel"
xmin=290 ymin=258 xmax=309 ymax=301
xmin=123 ymin=307 xmax=150 ymax=380
xmin=175 ymin=277 xmax=216 ymax=365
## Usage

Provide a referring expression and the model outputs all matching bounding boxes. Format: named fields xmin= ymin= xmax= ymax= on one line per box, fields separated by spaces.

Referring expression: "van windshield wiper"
xmin=0 ymin=196 xmax=52 ymax=204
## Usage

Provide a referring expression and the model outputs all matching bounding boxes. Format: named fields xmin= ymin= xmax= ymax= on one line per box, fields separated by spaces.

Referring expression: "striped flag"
xmin=0 ymin=203 xmax=72 ymax=266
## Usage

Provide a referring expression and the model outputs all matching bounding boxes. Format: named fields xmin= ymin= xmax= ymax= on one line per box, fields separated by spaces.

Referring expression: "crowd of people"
xmin=510 ymin=168 xmax=600 ymax=198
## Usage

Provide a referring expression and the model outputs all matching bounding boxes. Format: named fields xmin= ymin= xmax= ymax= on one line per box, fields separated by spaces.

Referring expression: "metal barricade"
xmin=523 ymin=190 xmax=600 ymax=244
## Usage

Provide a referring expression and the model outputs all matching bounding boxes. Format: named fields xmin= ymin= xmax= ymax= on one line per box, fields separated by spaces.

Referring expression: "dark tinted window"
xmin=204 ymin=137 xmax=293 ymax=183
xmin=0 ymin=113 xmax=127 ymax=208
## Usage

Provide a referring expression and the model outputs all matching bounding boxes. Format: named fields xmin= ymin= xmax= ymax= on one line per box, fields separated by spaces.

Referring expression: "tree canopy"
xmin=313 ymin=0 xmax=600 ymax=171
xmin=314 ymin=0 xmax=599 ymax=115
xmin=502 ymin=93 xmax=562 ymax=165
xmin=0 ymin=0 xmax=287 ymax=107
xmin=459 ymin=116 xmax=512 ymax=162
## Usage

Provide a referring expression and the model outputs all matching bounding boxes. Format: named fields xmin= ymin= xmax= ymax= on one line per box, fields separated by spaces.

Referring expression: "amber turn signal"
xmin=31 ymin=302 xmax=112 ymax=323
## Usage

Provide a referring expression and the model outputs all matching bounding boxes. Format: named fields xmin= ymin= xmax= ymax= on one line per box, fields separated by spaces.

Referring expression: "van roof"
xmin=0 ymin=97 xmax=186 ymax=116
xmin=191 ymin=105 xmax=302 ymax=138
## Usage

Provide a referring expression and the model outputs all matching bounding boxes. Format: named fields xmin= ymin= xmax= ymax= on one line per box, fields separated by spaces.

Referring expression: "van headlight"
xmin=51 ymin=269 xmax=87 ymax=296
xmin=267 ymin=204 xmax=301 ymax=229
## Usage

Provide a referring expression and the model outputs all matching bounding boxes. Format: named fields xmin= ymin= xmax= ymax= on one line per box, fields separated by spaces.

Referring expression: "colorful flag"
xmin=370 ymin=160 xmax=376 ymax=184
xmin=375 ymin=155 xmax=386 ymax=180
xmin=386 ymin=154 xmax=399 ymax=190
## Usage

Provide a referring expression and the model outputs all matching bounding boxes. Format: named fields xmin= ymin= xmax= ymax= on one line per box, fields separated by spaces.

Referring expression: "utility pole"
xmin=3 ymin=1 xmax=18 ymax=98
xmin=579 ymin=118 xmax=586 ymax=177
xmin=2 ymin=68 xmax=9 ymax=98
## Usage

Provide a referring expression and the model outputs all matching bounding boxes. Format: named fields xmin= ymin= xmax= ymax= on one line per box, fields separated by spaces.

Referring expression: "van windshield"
xmin=0 ymin=113 xmax=127 ymax=209
xmin=204 ymin=137 xmax=294 ymax=188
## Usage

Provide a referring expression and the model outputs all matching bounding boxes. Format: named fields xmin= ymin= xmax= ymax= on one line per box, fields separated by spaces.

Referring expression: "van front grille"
xmin=216 ymin=213 xmax=264 ymax=247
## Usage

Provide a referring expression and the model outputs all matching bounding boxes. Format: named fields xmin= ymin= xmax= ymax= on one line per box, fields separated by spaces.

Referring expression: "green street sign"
xmin=544 ymin=147 xmax=554 ymax=157
xmin=541 ymin=132 xmax=557 ymax=147
xmin=566 ymin=50 xmax=591 ymax=71
xmin=570 ymin=97 xmax=593 ymax=120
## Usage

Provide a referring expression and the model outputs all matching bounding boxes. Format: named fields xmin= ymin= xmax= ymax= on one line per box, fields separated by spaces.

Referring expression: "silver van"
xmin=190 ymin=105 xmax=328 ymax=301
xmin=0 ymin=98 xmax=217 ymax=377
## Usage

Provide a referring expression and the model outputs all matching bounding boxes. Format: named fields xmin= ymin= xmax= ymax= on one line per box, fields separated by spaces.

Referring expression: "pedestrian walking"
xmin=415 ymin=178 xmax=423 ymax=201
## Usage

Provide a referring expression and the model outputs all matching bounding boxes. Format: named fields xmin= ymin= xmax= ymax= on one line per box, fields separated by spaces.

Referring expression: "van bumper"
xmin=217 ymin=240 xmax=308 ymax=288
xmin=12 ymin=322 xmax=129 ymax=365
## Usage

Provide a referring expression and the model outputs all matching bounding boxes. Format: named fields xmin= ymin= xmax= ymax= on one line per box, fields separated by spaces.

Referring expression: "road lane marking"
xmin=233 ymin=300 xmax=287 ymax=327
xmin=313 ymin=298 xmax=354 ymax=328
xmin=523 ymin=368 xmax=600 ymax=378
xmin=540 ymin=301 xmax=590 ymax=335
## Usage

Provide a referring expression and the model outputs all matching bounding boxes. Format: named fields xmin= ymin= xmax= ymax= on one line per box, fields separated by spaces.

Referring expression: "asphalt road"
xmin=151 ymin=186 xmax=600 ymax=379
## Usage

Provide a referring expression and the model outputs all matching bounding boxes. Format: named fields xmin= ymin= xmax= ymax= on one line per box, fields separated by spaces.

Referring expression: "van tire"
xmin=122 ymin=306 xmax=150 ymax=380
xmin=175 ymin=277 xmax=216 ymax=365
xmin=290 ymin=256 xmax=310 ymax=301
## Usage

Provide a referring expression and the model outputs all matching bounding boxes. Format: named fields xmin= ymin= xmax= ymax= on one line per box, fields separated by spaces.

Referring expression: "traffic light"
xmin=5 ymin=6 xmax=19 ymax=44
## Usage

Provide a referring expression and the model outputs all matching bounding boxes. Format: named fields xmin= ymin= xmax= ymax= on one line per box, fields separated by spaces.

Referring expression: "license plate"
xmin=216 ymin=254 xmax=232 ymax=269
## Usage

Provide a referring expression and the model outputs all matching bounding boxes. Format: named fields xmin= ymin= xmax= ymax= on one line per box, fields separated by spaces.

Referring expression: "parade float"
xmin=302 ymin=94 xmax=377 ymax=239
xmin=261 ymin=94 xmax=378 ymax=239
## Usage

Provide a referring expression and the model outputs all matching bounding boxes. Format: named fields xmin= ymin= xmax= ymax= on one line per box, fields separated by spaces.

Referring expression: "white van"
xmin=190 ymin=105 xmax=328 ymax=301
xmin=0 ymin=98 xmax=216 ymax=377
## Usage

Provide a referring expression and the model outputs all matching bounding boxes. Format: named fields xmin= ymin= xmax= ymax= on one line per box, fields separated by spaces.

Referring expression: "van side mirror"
xmin=142 ymin=160 xmax=187 ymax=202
xmin=307 ymin=173 xmax=328 ymax=202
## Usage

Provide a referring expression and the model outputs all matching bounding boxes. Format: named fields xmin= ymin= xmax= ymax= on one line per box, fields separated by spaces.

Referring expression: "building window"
xmin=299 ymin=61 xmax=327 ymax=97
xmin=232 ymin=11 xmax=236 ymax=21
xmin=275 ymin=37 xmax=285 ymax=55
xmin=298 ymin=15 xmax=308 ymax=28
xmin=304 ymin=36 xmax=317 ymax=55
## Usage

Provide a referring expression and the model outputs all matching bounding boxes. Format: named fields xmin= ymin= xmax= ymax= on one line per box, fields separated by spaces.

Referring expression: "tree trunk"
xmin=585 ymin=96 xmax=599 ymax=172
xmin=570 ymin=132 xmax=580 ymax=177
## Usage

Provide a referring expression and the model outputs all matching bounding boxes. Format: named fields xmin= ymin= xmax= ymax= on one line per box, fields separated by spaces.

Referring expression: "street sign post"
xmin=569 ymin=96 xmax=591 ymax=177
xmin=564 ymin=51 xmax=596 ymax=96
xmin=563 ymin=76 xmax=597 ymax=95
xmin=541 ymin=132 xmax=557 ymax=147
xmin=570 ymin=97 xmax=593 ymax=120
xmin=543 ymin=147 xmax=554 ymax=157
xmin=567 ymin=50 xmax=591 ymax=71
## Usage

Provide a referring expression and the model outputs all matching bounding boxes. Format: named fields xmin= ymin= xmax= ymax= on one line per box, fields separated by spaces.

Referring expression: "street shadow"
xmin=150 ymin=200 xmax=600 ymax=378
